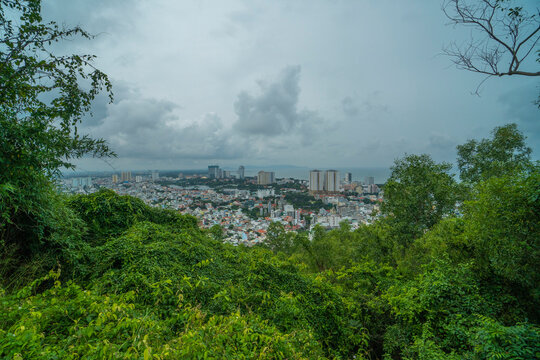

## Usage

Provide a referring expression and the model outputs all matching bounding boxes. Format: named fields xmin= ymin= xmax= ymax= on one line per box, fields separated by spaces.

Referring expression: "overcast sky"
xmin=42 ymin=0 xmax=539 ymax=172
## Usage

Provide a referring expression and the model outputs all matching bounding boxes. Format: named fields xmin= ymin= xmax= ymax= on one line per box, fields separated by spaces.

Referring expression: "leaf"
xmin=144 ymin=347 xmax=151 ymax=360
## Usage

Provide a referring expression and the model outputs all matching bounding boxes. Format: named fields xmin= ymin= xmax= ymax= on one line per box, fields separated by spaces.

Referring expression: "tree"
xmin=263 ymin=221 xmax=300 ymax=255
xmin=1 ymin=0 xmax=112 ymax=254
xmin=264 ymin=221 xmax=287 ymax=252
xmin=208 ymin=224 xmax=224 ymax=241
xmin=1 ymin=0 xmax=113 ymax=176
xmin=463 ymin=170 xmax=540 ymax=291
xmin=381 ymin=154 xmax=462 ymax=245
xmin=456 ymin=123 xmax=532 ymax=183
xmin=443 ymin=0 xmax=540 ymax=80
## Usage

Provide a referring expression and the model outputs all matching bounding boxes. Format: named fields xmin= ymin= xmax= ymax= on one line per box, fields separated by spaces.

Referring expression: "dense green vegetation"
xmin=2 ymin=129 xmax=538 ymax=359
xmin=1 ymin=1 xmax=539 ymax=359
xmin=284 ymin=192 xmax=333 ymax=212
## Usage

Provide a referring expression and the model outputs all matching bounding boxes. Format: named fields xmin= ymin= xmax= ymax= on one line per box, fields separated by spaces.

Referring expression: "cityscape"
xmin=63 ymin=165 xmax=383 ymax=246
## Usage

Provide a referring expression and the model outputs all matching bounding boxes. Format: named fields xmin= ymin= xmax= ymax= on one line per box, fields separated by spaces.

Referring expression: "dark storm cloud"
xmin=80 ymin=70 xmax=330 ymax=167
xmin=39 ymin=0 xmax=537 ymax=170
xmin=85 ymin=88 xmax=247 ymax=161
xmin=81 ymin=82 xmax=134 ymax=128
xmin=233 ymin=66 xmax=321 ymax=136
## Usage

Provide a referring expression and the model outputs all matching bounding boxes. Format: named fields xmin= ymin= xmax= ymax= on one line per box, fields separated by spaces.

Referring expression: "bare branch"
xmin=442 ymin=0 xmax=540 ymax=79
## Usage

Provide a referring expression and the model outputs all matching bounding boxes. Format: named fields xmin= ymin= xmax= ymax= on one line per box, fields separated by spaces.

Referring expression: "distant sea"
xmin=244 ymin=167 xmax=390 ymax=184
xmin=64 ymin=166 xmax=391 ymax=184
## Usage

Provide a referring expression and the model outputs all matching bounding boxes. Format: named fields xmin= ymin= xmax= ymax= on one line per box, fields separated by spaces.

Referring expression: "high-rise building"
xmin=223 ymin=170 xmax=231 ymax=178
xmin=257 ymin=171 xmax=275 ymax=185
xmin=344 ymin=172 xmax=352 ymax=183
xmin=72 ymin=177 xmax=92 ymax=188
xmin=309 ymin=170 xmax=324 ymax=192
xmin=121 ymin=171 xmax=132 ymax=182
xmin=324 ymin=170 xmax=340 ymax=192
xmin=238 ymin=165 xmax=245 ymax=179
xmin=365 ymin=176 xmax=375 ymax=185
xmin=208 ymin=165 xmax=220 ymax=179
xmin=151 ymin=170 xmax=159 ymax=181
xmin=135 ymin=176 xmax=143 ymax=183
xmin=112 ymin=174 xmax=119 ymax=183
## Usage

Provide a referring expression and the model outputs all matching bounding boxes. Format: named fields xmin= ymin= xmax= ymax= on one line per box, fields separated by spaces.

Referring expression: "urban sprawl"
xmin=64 ymin=166 xmax=383 ymax=246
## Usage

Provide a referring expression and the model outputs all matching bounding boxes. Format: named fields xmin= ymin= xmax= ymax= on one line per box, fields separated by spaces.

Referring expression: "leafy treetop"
xmin=457 ymin=123 xmax=533 ymax=183
xmin=0 ymin=0 xmax=113 ymax=178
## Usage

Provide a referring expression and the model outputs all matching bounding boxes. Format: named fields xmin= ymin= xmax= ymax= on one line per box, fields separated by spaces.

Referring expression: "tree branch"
xmin=442 ymin=0 xmax=540 ymax=79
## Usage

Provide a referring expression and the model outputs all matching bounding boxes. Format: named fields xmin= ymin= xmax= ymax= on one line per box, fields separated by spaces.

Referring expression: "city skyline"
xmin=65 ymin=165 xmax=390 ymax=184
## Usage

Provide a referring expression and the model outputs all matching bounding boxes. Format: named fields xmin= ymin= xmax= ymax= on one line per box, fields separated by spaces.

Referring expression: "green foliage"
xmin=263 ymin=221 xmax=299 ymax=255
xmin=0 ymin=0 xmax=113 ymax=174
xmin=463 ymin=170 xmax=540 ymax=293
xmin=88 ymin=222 xmax=352 ymax=351
xmin=0 ymin=187 xmax=89 ymax=289
xmin=67 ymin=188 xmax=198 ymax=245
xmin=322 ymin=262 xmax=397 ymax=359
xmin=0 ymin=270 xmax=325 ymax=359
xmin=56 ymin=196 xmax=359 ymax=356
xmin=399 ymin=217 xmax=468 ymax=276
xmin=3 ymin=120 xmax=539 ymax=358
xmin=284 ymin=192 xmax=332 ymax=211
xmin=171 ymin=310 xmax=325 ymax=359
xmin=351 ymin=222 xmax=395 ymax=265
xmin=381 ymin=154 xmax=462 ymax=247
xmin=470 ymin=316 xmax=540 ymax=360
xmin=0 ymin=194 xmax=357 ymax=357
xmin=0 ymin=0 xmax=112 ymax=274
xmin=383 ymin=260 xmax=487 ymax=358
xmin=457 ymin=123 xmax=533 ymax=184
xmin=208 ymin=224 xmax=224 ymax=241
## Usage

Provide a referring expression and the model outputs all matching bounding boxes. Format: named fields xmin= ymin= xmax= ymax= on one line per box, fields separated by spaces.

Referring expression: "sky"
xmin=41 ymin=0 xmax=540 ymax=172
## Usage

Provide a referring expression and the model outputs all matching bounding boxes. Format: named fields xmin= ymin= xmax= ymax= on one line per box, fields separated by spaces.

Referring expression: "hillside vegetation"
xmin=2 ymin=129 xmax=539 ymax=359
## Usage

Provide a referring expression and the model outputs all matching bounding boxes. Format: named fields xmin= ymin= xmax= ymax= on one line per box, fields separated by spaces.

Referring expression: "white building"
xmin=71 ymin=177 xmax=92 ymax=188
xmin=309 ymin=170 xmax=324 ymax=192
xmin=257 ymin=171 xmax=275 ymax=185
xmin=121 ymin=171 xmax=132 ymax=182
xmin=257 ymin=189 xmax=275 ymax=198
xmin=324 ymin=170 xmax=340 ymax=192
xmin=208 ymin=165 xmax=220 ymax=179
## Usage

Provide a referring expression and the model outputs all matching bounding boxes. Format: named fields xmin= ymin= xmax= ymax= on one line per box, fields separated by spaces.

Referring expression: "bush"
xmin=67 ymin=189 xmax=198 ymax=245
xmin=0 ymin=270 xmax=325 ymax=359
